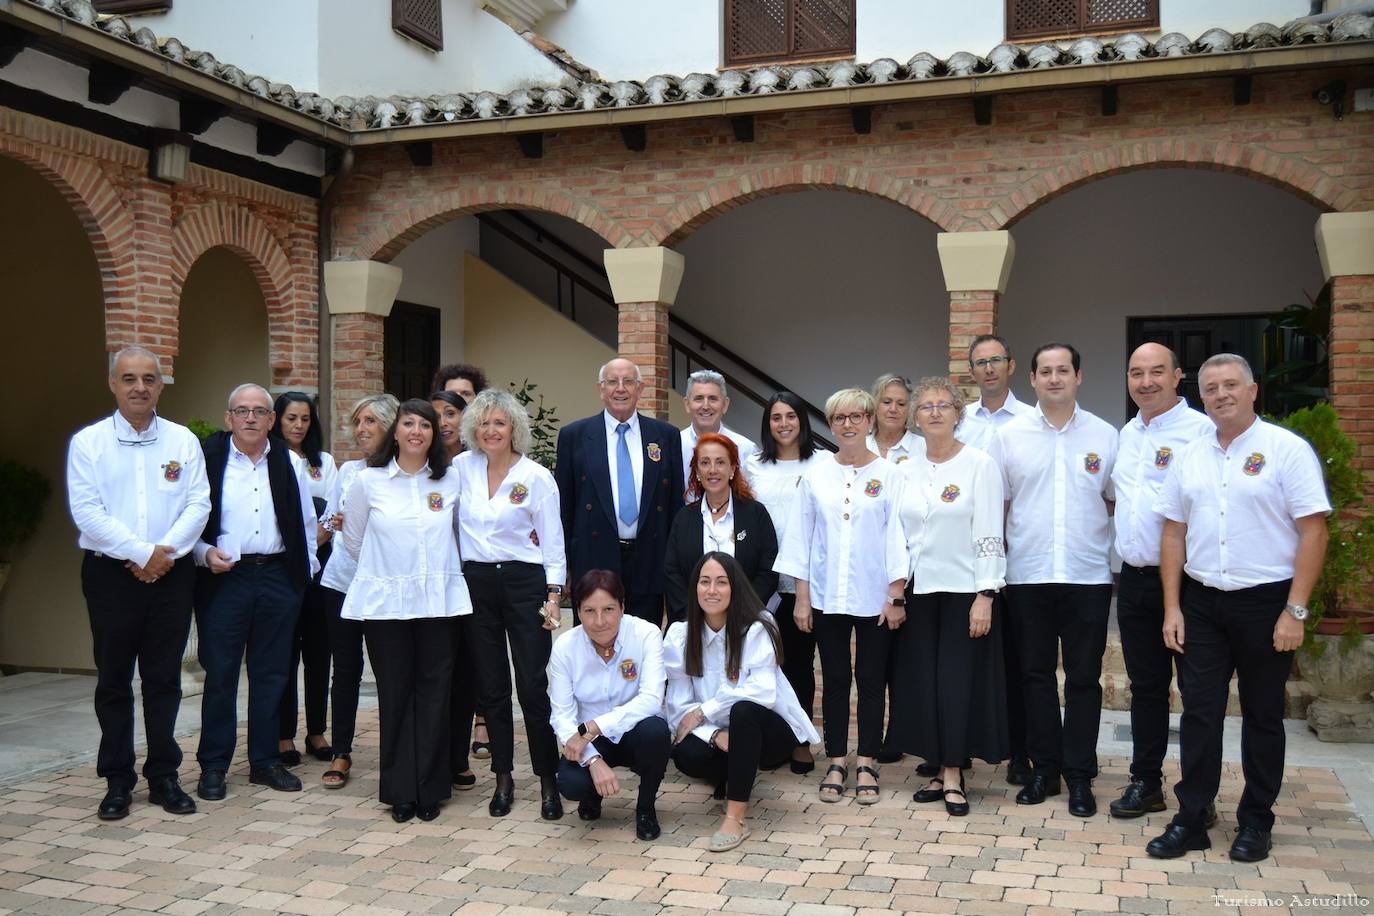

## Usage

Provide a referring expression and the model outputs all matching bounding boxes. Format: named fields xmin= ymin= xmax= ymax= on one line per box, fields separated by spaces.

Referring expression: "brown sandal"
xmin=322 ymin=754 xmax=351 ymax=789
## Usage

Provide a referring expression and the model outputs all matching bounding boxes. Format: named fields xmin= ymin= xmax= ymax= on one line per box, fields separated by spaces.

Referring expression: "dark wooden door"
xmin=1126 ymin=314 xmax=1269 ymax=416
xmin=384 ymin=301 xmax=440 ymax=402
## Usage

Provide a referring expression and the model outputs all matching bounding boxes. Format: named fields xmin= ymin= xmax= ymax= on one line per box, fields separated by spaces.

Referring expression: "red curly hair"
xmin=686 ymin=432 xmax=755 ymax=503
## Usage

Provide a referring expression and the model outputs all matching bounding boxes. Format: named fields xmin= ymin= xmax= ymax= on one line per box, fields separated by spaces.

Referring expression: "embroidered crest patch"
xmin=510 ymin=483 xmax=530 ymax=505
xmin=1243 ymin=452 xmax=1266 ymax=476
xmin=161 ymin=460 xmax=181 ymax=483
xmin=619 ymin=659 xmax=638 ymax=681
xmin=646 ymin=443 xmax=662 ymax=462
xmin=428 ymin=492 xmax=444 ymax=511
xmin=1084 ymin=452 xmax=1102 ymax=475
xmin=864 ymin=478 xmax=882 ymax=497
xmin=941 ymin=484 xmax=960 ymax=503
xmin=309 ymin=465 xmax=322 ymax=481
xmin=1154 ymin=447 xmax=1173 ymax=470
xmin=894 ymin=455 xmax=909 ymax=464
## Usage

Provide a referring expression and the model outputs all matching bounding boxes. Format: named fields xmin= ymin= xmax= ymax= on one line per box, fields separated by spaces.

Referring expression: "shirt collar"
xmin=1132 ymin=397 xmax=1190 ymax=430
xmin=579 ymin=624 xmax=625 ymax=660
xmin=605 ymin=410 xmax=640 ymax=435
xmin=701 ymin=493 xmax=734 ymax=524
xmin=386 ymin=457 xmax=431 ymax=478
xmin=1210 ymin=415 xmax=1261 ymax=452
xmin=229 ymin=435 xmax=271 ymax=464
xmin=702 ymin=623 xmax=727 ymax=648
xmin=975 ymin=389 xmax=1024 ymax=419
xmin=1033 ymin=403 xmax=1079 ymax=431
xmin=112 ymin=411 xmax=159 ymax=445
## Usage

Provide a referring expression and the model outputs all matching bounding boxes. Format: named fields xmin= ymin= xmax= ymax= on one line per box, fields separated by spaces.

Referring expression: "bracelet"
xmin=708 ymin=728 xmax=722 ymax=750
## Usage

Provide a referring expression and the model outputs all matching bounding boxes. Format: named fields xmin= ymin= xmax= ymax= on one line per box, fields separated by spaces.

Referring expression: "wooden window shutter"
xmin=1006 ymin=0 xmax=1157 ymax=41
xmin=725 ymin=0 xmax=855 ymax=67
xmin=93 ymin=0 xmax=174 ymax=13
xmin=393 ymin=0 xmax=443 ymax=51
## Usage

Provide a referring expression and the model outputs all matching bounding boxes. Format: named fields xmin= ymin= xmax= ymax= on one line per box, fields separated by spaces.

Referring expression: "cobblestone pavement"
xmin=1 ymin=707 xmax=1372 ymax=916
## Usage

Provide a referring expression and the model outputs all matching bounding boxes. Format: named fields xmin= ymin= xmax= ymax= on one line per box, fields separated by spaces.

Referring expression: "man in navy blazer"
xmin=556 ymin=357 xmax=683 ymax=626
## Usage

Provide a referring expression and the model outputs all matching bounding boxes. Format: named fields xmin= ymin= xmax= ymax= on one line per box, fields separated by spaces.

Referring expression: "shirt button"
xmin=843 ymin=513 xmax=850 ymax=520
xmin=844 ymin=498 xmax=850 ymax=504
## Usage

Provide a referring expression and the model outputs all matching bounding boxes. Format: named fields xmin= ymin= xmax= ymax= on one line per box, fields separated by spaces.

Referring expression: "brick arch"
xmin=999 ymin=140 xmax=1347 ymax=229
xmin=652 ymin=165 xmax=957 ymax=247
xmin=171 ymin=202 xmax=300 ymax=387
xmin=0 ymin=139 xmax=139 ymax=350
xmin=349 ymin=186 xmax=624 ymax=263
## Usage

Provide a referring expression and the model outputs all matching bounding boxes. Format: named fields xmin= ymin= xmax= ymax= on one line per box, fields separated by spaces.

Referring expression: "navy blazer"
xmin=555 ymin=411 xmax=683 ymax=596
xmin=662 ymin=495 xmax=779 ymax=624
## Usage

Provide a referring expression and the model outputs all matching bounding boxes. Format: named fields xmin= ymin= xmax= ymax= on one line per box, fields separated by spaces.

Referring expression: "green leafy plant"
xmin=509 ymin=379 xmax=560 ymax=470
xmin=0 ymin=459 xmax=52 ymax=554
xmin=1264 ymin=282 xmax=1330 ymax=415
xmin=186 ymin=417 xmax=221 ymax=443
xmin=1280 ymin=403 xmax=1374 ymax=652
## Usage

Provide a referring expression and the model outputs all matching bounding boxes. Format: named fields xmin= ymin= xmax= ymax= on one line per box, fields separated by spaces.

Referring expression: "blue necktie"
xmin=615 ymin=422 xmax=638 ymax=528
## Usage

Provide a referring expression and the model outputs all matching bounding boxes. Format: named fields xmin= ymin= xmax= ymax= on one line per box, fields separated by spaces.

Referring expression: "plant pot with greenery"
xmin=0 ymin=459 xmax=53 ymax=598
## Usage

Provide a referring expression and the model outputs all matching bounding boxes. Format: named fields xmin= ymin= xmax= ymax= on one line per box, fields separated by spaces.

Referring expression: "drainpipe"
xmin=1301 ymin=1 xmax=1374 ymax=21
xmin=317 ymin=147 xmax=355 ymax=447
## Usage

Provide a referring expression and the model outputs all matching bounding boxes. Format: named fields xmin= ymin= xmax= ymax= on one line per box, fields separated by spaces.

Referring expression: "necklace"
xmin=592 ymin=640 xmax=615 ymax=660
xmin=707 ymin=497 xmax=729 ymax=516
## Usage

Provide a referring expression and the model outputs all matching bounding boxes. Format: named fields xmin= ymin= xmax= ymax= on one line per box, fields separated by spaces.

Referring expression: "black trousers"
xmin=774 ymin=594 xmax=817 ymax=723
xmin=998 ymin=592 xmax=1026 ymax=760
xmin=322 ymin=587 xmax=365 ymax=757
xmin=814 ymin=611 xmax=892 ymax=758
xmin=1006 ymin=583 xmax=1112 ymax=782
xmin=465 ymin=561 xmax=559 ymax=777
xmin=557 ymin=716 xmax=671 ymax=811
xmin=672 ymin=701 xmax=796 ymax=802
xmin=196 ymin=559 xmax=302 ymax=771
xmin=278 ymin=581 xmax=331 ymax=740
xmin=1173 ymin=578 xmax=1293 ymax=832
xmin=1117 ymin=563 xmax=1179 ymax=786
xmin=364 ymin=617 xmax=454 ymax=807
xmin=82 ymin=552 xmax=195 ymax=788
xmin=450 ymin=613 xmax=479 ymax=777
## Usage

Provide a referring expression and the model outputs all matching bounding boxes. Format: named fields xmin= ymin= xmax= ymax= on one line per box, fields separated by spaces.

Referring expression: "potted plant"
xmin=508 ymin=379 xmax=560 ymax=470
xmin=0 ymin=459 xmax=52 ymax=596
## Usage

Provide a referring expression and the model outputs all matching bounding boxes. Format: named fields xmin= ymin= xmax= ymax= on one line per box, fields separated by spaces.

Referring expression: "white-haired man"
xmin=680 ymin=369 xmax=755 ymax=484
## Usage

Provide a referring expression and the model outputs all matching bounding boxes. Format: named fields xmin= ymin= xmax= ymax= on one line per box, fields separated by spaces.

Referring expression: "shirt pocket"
xmin=1074 ymin=451 xmax=1109 ymax=491
xmin=155 ymin=459 xmax=186 ymax=493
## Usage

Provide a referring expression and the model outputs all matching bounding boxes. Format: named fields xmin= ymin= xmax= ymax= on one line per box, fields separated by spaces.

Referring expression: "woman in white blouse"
xmin=548 ymin=569 xmax=670 ymax=841
xmin=743 ymin=391 xmax=822 ymax=774
xmin=665 ymin=553 xmax=820 ymax=852
xmin=891 ymin=378 xmax=1008 ymax=817
xmin=318 ymin=393 xmax=397 ymax=790
xmin=775 ymin=388 xmax=908 ymax=805
xmin=342 ymin=399 xmax=469 ymax=823
xmin=866 ymin=374 xmax=921 ymax=464
xmin=453 ymin=388 xmax=567 ymax=821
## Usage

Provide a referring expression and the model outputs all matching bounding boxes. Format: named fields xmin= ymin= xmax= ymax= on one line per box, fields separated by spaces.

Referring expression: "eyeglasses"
xmin=831 ymin=412 xmax=869 ymax=426
xmin=229 ymin=406 xmax=272 ymax=419
xmin=916 ymin=402 xmax=956 ymax=414
xmin=600 ymin=377 xmax=640 ymax=388
xmin=971 ymin=356 xmax=1008 ymax=370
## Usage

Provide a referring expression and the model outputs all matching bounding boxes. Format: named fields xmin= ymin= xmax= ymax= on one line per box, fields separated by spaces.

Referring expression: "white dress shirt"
xmin=773 ymin=454 xmax=908 ymax=617
xmin=701 ymin=494 xmax=736 ymax=556
xmin=957 ymin=389 xmax=1035 ymax=452
xmin=866 ymin=430 xmax=922 ymax=465
xmin=193 ymin=438 xmax=320 ymax=579
xmin=453 ymin=451 xmax=567 ymax=585
xmin=548 ymin=615 xmax=665 ymax=765
xmin=1112 ymin=399 xmax=1215 ymax=568
xmin=1155 ymin=418 xmax=1330 ymax=591
xmin=663 ymin=619 xmax=820 ymax=745
xmin=605 ymin=410 xmax=644 ymax=539
xmin=319 ymin=458 xmax=364 ymax=593
xmin=898 ymin=445 xmax=1006 ymax=594
xmin=681 ymin=423 xmax=756 ymax=485
xmin=990 ymin=405 xmax=1118 ymax=586
xmin=341 ymin=459 xmax=471 ymax=620
xmin=67 ymin=412 xmax=211 ymax=567
xmin=303 ymin=451 xmax=338 ymax=503
xmin=744 ymin=451 xmax=819 ymax=595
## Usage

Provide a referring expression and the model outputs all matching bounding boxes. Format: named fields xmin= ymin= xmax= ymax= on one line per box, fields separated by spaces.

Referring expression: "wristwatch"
xmin=888 ymin=595 xmax=906 ymax=607
xmin=978 ymin=589 xmax=999 ymax=598
xmin=1284 ymin=603 xmax=1309 ymax=621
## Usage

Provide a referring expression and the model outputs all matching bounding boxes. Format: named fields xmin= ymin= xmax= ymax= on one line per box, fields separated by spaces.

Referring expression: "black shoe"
xmin=913 ymin=777 xmax=946 ymax=804
xmin=1229 ymin=826 xmax=1272 ymax=862
xmin=1109 ymin=780 xmax=1165 ymax=818
xmin=1067 ymin=780 xmax=1097 ymax=817
xmin=452 ymin=771 xmax=477 ymax=791
xmin=1146 ymin=823 xmax=1211 ymax=859
xmin=578 ymin=797 xmax=602 ymax=821
xmin=97 ymin=785 xmax=132 ymax=820
xmin=790 ymin=751 xmax=815 ymax=775
xmin=635 ymin=808 xmax=661 ymax=841
xmin=1006 ymin=756 xmax=1033 ymax=786
xmin=306 ymin=737 xmax=333 ymax=762
xmin=279 ymin=748 xmax=303 ymax=768
xmin=1203 ymin=802 xmax=1218 ymax=829
xmin=944 ymin=781 xmax=969 ymax=817
xmin=249 ymin=764 xmax=303 ymax=792
xmin=197 ymin=769 xmax=227 ymax=802
xmin=915 ymin=760 xmax=939 ymax=778
xmin=391 ymin=803 xmax=416 ymax=823
xmin=1015 ymin=774 xmax=1061 ymax=805
xmin=540 ymin=775 xmax=564 ymax=821
xmin=417 ymin=803 xmax=441 ymax=822
xmin=148 ymin=777 xmax=196 ymax=815
xmin=489 ymin=773 xmax=514 ymax=818
xmin=875 ymin=747 xmax=904 ymax=764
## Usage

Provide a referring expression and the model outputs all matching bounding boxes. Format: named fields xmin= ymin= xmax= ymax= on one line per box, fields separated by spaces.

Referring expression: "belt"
xmin=238 ymin=552 xmax=285 ymax=565
xmin=1121 ymin=562 xmax=1160 ymax=576
xmin=618 ymin=539 xmax=635 ymax=552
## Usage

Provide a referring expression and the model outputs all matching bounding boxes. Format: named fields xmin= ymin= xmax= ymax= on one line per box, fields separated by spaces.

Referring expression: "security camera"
xmin=1314 ymin=80 xmax=1346 ymax=119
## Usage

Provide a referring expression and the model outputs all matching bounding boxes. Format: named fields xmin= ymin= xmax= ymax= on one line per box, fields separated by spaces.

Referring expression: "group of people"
xmin=67 ymin=334 xmax=1329 ymax=863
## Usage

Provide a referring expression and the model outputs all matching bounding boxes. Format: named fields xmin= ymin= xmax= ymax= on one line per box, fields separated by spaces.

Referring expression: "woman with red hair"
xmin=663 ymin=433 xmax=778 ymax=625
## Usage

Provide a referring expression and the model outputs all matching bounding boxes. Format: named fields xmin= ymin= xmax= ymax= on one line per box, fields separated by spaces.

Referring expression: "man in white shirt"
xmin=1146 ymin=354 xmax=1329 ymax=863
xmin=193 ymin=383 xmax=319 ymax=801
xmin=955 ymin=334 xmax=1035 ymax=785
xmin=993 ymin=343 xmax=1117 ymax=817
xmin=1109 ymin=343 xmax=1215 ymax=820
xmin=680 ymin=370 xmax=755 ymax=485
xmin=66 ymin=347 xmax=210 ymax=821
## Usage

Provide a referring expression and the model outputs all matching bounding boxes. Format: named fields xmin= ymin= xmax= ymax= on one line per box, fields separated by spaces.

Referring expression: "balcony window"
xmin=393 ymin=0 xmax=443 ymax=51
xmin=1006 ymin=0 xmax=1159 ymax=42
xmin=724 ymin=0 xmax=856 ymax=67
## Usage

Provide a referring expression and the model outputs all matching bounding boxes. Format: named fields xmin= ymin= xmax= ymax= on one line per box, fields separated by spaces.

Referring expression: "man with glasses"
xmin=67 ymin=347 xmax=211 ymax=820
xmin=193 ymin=383 xmax=319 ymax=800
xmin=555 ymin=358 xmax=683 ymax=625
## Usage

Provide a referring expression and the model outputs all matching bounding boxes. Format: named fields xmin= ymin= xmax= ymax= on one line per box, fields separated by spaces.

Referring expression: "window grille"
xmin=393 ymin=0 xmax=443 ymax=51
xmin=93 ymin=0 xmax=173 ymax=12
xmin=1006 ymin=0 xmax=1158 ymax=42
xmin=724 ymin=0 xmax=855 ymax=67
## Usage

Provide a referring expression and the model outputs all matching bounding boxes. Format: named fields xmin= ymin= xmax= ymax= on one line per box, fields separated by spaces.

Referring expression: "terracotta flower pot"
xmin=1313 ymin=609 xmax=1374 ymax=637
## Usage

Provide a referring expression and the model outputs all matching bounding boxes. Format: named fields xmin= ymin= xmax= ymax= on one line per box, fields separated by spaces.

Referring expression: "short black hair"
xmin=429 ymin=390 xmax=468 ymax=412
xmin=272 ymin=392 xmax=324 ymax=468
xmin=757 ymin=391 xmax=818 ymax=464
xmin=431 ymin=363 xmax=488 ymax=395
xmin=1031 ymin=342 xmax=1081 ymax=374
xmin=368 ymin=399 xmax=448 ymax=479
xmin=968 ymin=334 xmax=1012 ymax=362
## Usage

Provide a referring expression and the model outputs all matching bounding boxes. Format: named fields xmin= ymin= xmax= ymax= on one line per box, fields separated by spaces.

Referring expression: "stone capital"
xmin=324 ymin=260 xmax=404 ymax=317
xmin=1315 ymin=212 xmax=1374 ymax=281
xmin=603 ymin=247 xmax=685 ymax=306
xmin=936 ymin=230 xmax=1015 ymax=294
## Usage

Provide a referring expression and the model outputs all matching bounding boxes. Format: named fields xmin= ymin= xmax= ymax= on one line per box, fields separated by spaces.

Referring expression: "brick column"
xmin=936 ymin=231 xmax=1015 ymax=395
xmin=1316 ymin=212 xmax=1374 ymax=473
xmin=124 ymin=180 xmax=178 ymax=378
xmin=323 ymin=259 xmax=404 ymax=457
xmin=603 ymin=247 xmax=685 ymax=419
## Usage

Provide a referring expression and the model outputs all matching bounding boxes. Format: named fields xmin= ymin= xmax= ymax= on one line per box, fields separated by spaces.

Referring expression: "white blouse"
xmin=452 ymin=452 xmax=566 ymax=585
xmin=744 ymin=451 xmax=818 ymax=594
xmin=866 ymin=430 xmax=922 ymax=465
xmin=548 ymin=615 xmax=666 ymax=766
xmin=773 ymin=454 xmax=908 ymax=618
xmin=319 ymin=459 xmax=364 ymax=593
xmin=898 ymin=445 xmax=1006 ymax=595
xmin=663 ymin=619 xmax=819 ymax=746
xmin=340 ymin=460 xmax=471 ymax=620
xmin=303 ymin=451 xmax=338 ymax=504
xmin=701 ymin=494 xmax=736 ymax=556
